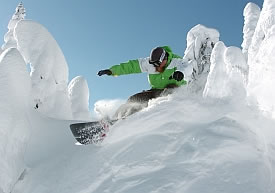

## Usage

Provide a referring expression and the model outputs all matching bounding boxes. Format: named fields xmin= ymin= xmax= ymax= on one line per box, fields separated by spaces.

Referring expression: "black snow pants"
xmin=127 ymin=89 xmax=165 ymax=103
xmin=128 ymin=83 xmax=178 ymax=103
xmin=113 ymin=85 xmax=177 ymax=119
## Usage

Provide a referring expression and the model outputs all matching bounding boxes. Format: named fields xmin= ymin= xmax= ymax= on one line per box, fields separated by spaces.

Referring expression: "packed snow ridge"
xmin=0 ymin=1 xmax=275 ymax=193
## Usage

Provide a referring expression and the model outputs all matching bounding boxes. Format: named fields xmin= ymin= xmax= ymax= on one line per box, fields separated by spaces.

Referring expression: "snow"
xmin=14 ymin=20 xmax=72 ymax=120
xmin=182 ymin=24 xmax=220 ymax=95
xmin=93 ymin=99 xmax=126 ymax=119
xmin=2 ymin=3 xmax=25 ymax=51
xmin=204 ymin=42 xmax=248 ymax=99
xmin=68 ymin=76 xmax=91 ymax=120
xmin=242 ymin=2 xmax=261 ymax=61
xmin=247 ymin=0 xmax=275 ymax=118
xmin=0 ymin=48 xmax=31 ymax=193
xmin=1 ymin=1 xmax=275 ymax=193
xmin=183 ymin=24 xmax=220 ymax=76
xmin=10 ymin=92 xmax=275 ymax=193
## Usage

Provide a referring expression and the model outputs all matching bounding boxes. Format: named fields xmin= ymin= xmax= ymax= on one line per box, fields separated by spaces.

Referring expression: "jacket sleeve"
xmin=110 ymin=59 xmax=142 ymax=76
xmin=168 ymin=58 xmax=194 ymax=82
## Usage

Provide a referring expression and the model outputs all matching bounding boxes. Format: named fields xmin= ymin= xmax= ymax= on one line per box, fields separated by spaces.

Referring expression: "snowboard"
xmin=70 ymin=119 xmax=115 ymax=145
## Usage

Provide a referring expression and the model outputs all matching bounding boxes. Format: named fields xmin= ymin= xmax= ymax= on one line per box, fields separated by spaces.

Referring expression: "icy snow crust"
xmin=1 ymin=0 xmax=275 ymax=192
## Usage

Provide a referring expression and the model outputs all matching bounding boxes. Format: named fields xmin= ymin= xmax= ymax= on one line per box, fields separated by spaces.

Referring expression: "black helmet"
xmin=149 ymin=47 xmax=167 ymax=67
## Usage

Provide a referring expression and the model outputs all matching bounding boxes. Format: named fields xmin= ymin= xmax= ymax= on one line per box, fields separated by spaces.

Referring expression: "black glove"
xmin=98 ymin=69 xmax=112 ymax=76
xmin=169 ymin=71 xmax=184 ymax=81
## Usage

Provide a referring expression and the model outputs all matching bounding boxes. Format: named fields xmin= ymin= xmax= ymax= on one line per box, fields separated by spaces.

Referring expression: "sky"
xmin=0 ymin=0 xmax=264 ymax=109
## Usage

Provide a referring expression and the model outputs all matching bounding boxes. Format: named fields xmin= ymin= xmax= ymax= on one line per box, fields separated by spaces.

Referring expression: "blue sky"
xmin=0 ymin=0 xmax=264 ymax=109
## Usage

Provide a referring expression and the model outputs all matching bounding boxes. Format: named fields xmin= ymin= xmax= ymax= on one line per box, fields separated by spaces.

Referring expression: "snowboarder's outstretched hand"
xmin=98 ymin=69 xmax=112 ymax=76
xmin=169 ymin=71 xmax=184 ymax=81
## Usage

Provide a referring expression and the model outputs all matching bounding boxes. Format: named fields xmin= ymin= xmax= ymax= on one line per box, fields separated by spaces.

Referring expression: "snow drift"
xmin=11 ymin=91 xmax=275 ymax=193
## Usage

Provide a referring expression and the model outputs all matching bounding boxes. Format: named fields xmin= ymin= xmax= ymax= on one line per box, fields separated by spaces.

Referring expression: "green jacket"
xmin=110 ymin=46 xmax=187 ymax=89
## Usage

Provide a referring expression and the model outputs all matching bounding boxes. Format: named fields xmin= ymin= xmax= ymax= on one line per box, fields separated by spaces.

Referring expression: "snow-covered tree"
xmin=242 ymin=2 xmax=261 ymax=61
xmin=13 ymin=2 xmax=26 ymax=20
xmin=224 ymin=46 xmax=248 ymax=97
xmin=0 ymin=48 xmax=31 ymax=193
xmin=184 ymin=24 xmax=220 ymax=77
xmin=182 ymin=24 xmax=219 ymax=93
xmin=14 ymin=20 xmax=72 ymax=119
xmin=68 ymin=76 xmax=91 ymax=120
xmin=2 ymin=2 xmax=26 ymax=50
xmin=203 ymin=41 xmax=229 ymax=98
xmin=247 ymin=0 xmax=275 ymax=118
xmin=203 ymin=42 xmax=248 ymax=99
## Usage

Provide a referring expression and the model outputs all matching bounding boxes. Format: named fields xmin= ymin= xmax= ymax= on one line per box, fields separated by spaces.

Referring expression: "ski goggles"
xmin=149 ymin=60 xmax=162 ymax=67
xmin=149 ymin=50 xmax=166 ymax=67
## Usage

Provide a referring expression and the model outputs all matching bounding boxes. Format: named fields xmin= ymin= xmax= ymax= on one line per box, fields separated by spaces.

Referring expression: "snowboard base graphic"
xmin=70 ymin=119 xmax=113 ymax=145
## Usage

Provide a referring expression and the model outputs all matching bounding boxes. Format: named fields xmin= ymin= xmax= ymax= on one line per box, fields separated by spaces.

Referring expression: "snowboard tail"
xmin=70 ymin=119 xmax=115 ymax=145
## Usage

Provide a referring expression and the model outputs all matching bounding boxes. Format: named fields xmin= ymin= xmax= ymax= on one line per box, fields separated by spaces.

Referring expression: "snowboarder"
xmin=98 ymin=46 xmax=193 ymax=119
xmin=70 ymin=46 xmax=194 ymax=145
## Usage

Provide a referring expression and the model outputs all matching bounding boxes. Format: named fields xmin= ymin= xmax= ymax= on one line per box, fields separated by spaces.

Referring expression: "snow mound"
xmin=12 ymin=92 xmax=275 ymax=193
xmin=101 ymin=94 xmax=274 ymax=193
